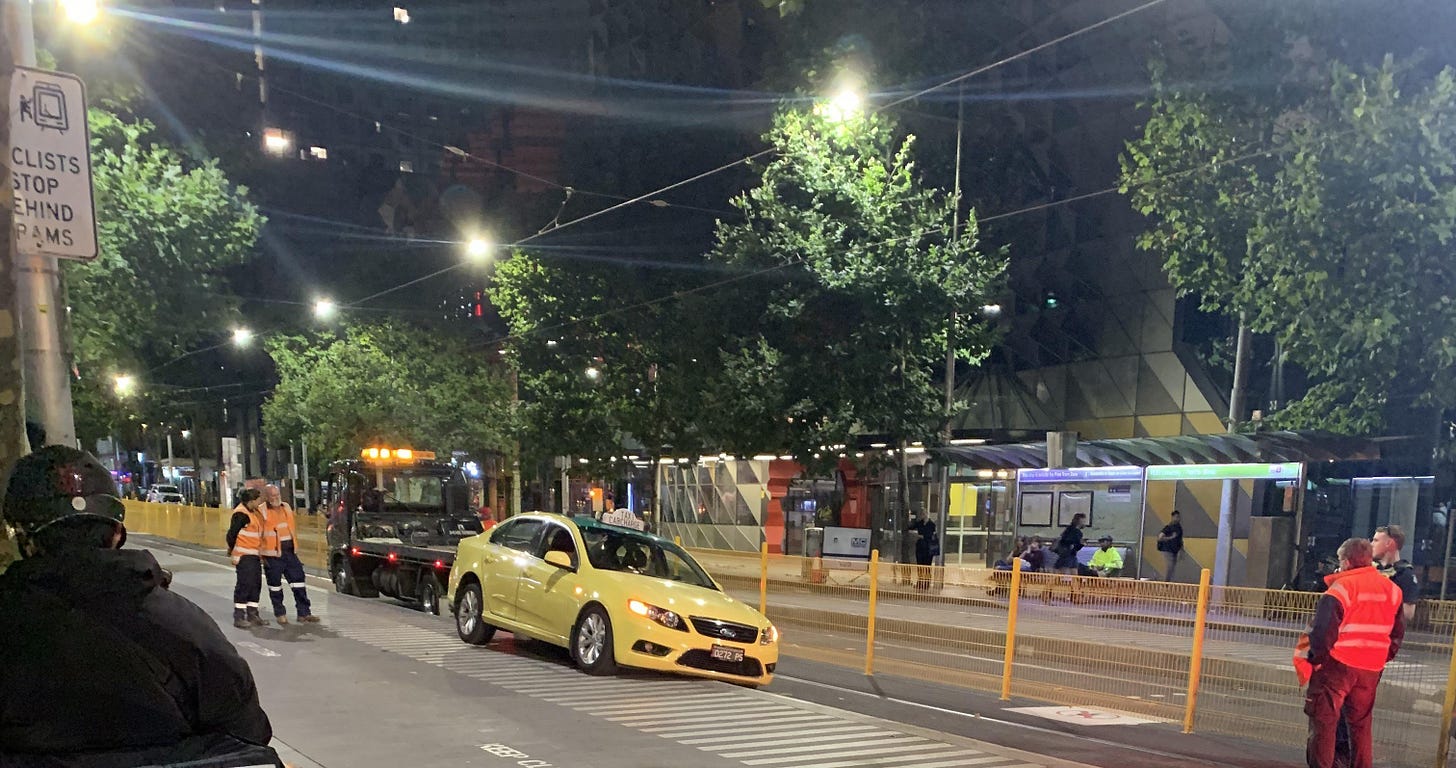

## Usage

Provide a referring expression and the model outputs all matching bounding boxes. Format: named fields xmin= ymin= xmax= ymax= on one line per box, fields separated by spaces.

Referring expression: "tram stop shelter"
xmin=933 ymin=431 xmax=1418 ymax=588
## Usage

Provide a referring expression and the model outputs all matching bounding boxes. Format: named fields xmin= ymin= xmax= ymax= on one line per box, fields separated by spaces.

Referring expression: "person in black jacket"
xmin=1054 ymin=513 xmax=1087 ymax=574
xmin=0 ymin=446 xmax=276 ymax=767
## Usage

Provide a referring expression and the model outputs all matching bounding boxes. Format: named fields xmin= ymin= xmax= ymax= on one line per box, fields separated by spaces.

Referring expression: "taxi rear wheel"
xmin=572 ymin=605 xmax=618 ymax=676
xmin=455 ymin=582 xmax=496 ymax=645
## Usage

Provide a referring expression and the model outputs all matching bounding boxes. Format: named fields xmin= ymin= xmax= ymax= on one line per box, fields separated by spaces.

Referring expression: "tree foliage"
xmin=707 ymin=106 xmax=1003 ymax=468
xmin=68 ymin=108 xmax=263 ymax=443
xmin=262 ymin=322 xmax=515 ymax=465
xmin=1123 ymin=57 xmax=1456 ymax=433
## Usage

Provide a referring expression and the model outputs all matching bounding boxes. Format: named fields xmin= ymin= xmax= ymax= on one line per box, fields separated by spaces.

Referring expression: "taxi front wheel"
xmin=572 ymin=605 xmax=618 ymax=676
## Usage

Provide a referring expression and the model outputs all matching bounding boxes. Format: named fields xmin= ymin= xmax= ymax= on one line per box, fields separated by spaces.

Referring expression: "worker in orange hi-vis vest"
xmin=262 ymin=484 xmax=318 ymax=624
xmin=1303 ymin=538 xmax=1405 ymax=768
xmin=225 ymin=489 xmax=268 ymax=628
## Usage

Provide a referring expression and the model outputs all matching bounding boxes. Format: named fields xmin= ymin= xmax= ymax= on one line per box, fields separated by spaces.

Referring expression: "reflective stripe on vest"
xmin=232 ymin=507 xmax=266 ymax=565
xmin=1325 ymin=566 xmax=1403 ymax=671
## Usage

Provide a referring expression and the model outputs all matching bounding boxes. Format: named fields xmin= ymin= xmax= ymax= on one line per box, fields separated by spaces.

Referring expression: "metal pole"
xmin=1442 ymin=498 xmax=1455 ymax=601
xmin=301 ymin=439 xmax=309 ymax=512
xmin=864 ymin=549 xmax=880 ymax=675
xmin=758 ymin=541 xmax=769 ymax=616
xmin=0 ymin=8 xmax=29 ymax=480
xmin=1000 ymin=557 xmax=1023 ymax=700
xmin=7 ymin=2 xmax=75 ymax=451
xmin=1215 ymin=314 xmax=1253 ymax=586
xmin=5 ymin=0 xmax=74 ymax=454
xmin=165 ymin=432 xmax=174 ymax=481
xmin=1183 ymin=568 xmax=1213 ymax=733
xmin=943 ymin=82 xmax=963 ymax=437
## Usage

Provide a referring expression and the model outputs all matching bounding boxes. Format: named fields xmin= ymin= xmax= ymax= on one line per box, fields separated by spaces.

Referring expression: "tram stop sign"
xmin=10 ymin=66 xmax=97 ymax=261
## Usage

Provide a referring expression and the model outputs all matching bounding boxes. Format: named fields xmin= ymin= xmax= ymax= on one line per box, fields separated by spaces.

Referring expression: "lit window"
xmin=263 ymin=127 xmax=293 ymax=156
xmin=393 ymin=6 xmax=410 ymax=23
xmin=399 ymin=160 xmax=414 ymax=173
xmin=309 ymin=146 xmax=328 ymax=160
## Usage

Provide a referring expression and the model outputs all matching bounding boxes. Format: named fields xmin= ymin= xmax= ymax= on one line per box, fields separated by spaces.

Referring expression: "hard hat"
xmin=3 ymin=446 xmax=125 ymax=535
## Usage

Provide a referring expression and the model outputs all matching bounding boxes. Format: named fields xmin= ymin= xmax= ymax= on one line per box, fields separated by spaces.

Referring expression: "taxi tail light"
xmin=388 ymin=552 xmax=398 ymax=562
xmin=434 ymin=560 xmax=445 ymax=569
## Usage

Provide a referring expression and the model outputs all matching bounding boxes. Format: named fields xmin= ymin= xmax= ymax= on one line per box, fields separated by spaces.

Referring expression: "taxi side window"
xmin=491 ymin=519 xmax=544 ymax=553
xmin=538 ymin=524 xmax=579 ymax=569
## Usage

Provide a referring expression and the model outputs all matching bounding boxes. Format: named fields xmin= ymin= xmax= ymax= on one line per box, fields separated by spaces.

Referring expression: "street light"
xmin=584 ymin=366 xmax=601 ymax=381
xmin=232 ymin=327 xmax=254 ymax=347
xmin=180 ymin=429 xmax=192 ymax=440
xmin=113 ymin=374 xmax=135 ymax=397
xmin=313 ymin=298 xmax=337 ymax=321
xmin=819 ymin=85 xmax=865 ymax=124
xmin=465 ymin=237 xmax=491 ymax=263
xmin=60 ymin=0 xmax=101 ymax=24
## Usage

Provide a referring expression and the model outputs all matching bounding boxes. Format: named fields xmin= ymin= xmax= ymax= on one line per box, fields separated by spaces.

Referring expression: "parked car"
xmin=448 ymin=513 xmax=779 ymax=686
xmin=146 ymin=484 xmax=186 ymax=504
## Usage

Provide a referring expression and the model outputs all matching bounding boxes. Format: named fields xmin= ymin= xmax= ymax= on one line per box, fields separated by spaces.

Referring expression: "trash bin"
xmin=803 ymin=527 xmax=826 ymax=584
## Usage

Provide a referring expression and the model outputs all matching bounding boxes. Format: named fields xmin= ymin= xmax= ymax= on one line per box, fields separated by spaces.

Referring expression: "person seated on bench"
xmin=1089 ymin=535 xmax=1123 ymax=577
xmin=1024 ymin=537 xmax=1047 ymax=573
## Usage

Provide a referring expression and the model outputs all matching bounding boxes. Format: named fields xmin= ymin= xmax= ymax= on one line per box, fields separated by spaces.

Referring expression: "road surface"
xmin=145 ymin=539 xmax=1104 ymax=768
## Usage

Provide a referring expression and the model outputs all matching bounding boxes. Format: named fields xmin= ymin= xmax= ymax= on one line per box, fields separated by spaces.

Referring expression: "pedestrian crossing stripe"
xmin=321 ymin=601 xmax=1068 ymax=768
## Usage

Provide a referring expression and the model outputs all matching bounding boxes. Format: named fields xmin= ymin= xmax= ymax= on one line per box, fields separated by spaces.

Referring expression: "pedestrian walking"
xmin=227 ymin=489 xmax=269 ymax=629
xmin=0 ymin=447 xmax=277 ymax=766
xmin=1304 ymin=537 xmax=1405 ymax=768
xmin=908 ymin=508 xmax=938 ymax=589
xmin=261 ymin=485 xmax=317 ymax=624
xmin=1157 ymin=510 xmax=1184 ymax=581
xmin=1052 ymin=513 xmax=1087 ymax=601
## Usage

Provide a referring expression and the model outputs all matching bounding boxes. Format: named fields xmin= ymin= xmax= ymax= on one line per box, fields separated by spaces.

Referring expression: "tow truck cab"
xmin=324 ymin=448 xmax=481 ymax=614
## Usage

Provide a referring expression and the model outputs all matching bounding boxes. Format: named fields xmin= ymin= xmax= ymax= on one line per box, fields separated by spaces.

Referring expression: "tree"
xmin=261 ymin=322 xmax=515 ymax=467
xmin=1122 ymin=57 xmax=1456 ymax=434
xmin=708 ymin=106 xmax=1003 ymax=473
xmin=67 ymin=108 xmax=264 ymax=445
xmin=489 ymin=246 xmax=726 ymax=474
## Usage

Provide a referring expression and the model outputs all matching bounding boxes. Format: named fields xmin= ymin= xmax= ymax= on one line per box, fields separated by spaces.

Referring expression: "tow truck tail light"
xmin=388 ymin=552 xmax=398 ymax=562
xmin=350 ymin=547 xmax=361 ymax=557
xmin=434 ymin=560 xmax=445 ymax=569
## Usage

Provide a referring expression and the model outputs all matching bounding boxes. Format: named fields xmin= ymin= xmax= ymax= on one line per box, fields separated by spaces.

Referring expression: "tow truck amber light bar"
xmin=360 ymin=447 xmax=436 ymax=462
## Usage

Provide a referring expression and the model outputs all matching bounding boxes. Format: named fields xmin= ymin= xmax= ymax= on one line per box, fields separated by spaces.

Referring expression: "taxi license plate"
xmin=710 ymin=644 xmax=745 ymax=663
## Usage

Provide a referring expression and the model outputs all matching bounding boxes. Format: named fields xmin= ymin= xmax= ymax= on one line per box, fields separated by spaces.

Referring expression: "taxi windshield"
xmin=578 ymin=525 xmax=717 ymax=590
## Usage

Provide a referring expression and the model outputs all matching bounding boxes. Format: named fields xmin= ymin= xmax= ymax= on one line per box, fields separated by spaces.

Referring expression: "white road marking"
xmin=236 ymin=641 xmax=280 ymax=658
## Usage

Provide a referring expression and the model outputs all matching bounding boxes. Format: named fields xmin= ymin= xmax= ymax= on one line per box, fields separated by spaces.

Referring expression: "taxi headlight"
xmin=761 ymin=624 xmax=779 ymax=645
xmin=628 ymin=599 xmax=687 ymax=631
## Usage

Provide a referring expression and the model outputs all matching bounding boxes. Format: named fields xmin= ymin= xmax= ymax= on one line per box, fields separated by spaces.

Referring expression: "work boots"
xmin=246 ymin=607 xmax=270 ymax=627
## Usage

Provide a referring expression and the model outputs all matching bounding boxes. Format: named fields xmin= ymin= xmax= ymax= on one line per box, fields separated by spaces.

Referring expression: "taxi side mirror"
xmin=544 ymin=550 xmax=575 ymax=571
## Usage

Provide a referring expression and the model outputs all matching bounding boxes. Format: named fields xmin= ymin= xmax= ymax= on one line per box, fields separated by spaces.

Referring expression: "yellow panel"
xmin=1145 ymin=480 xmax=1176 ymax=523
xmin=1136 ymin=414 xmax=1183 ymax=438
xmin=1181 ymin=537 xmax=1218 ymax=570
xmin=948 ymin=483 xmax=978 ymax=526
xmin=1233 ymin=538 xmax=1248 ymax=556
xmin=1067 ymin=417 xmax=1136 ymax=439
xmin=1185 ymin=411 xmax=1224 ymax=435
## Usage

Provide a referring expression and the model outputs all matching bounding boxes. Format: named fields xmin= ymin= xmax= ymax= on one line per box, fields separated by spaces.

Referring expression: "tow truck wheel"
xmin=418 ymin=574 xmax=441 ymax=616
xmin=455 ymin=583 xmax=496 ymax=645
xmin=571 ymin=605 xmax=618 ymax=676
xmin=332 ymin=557 xmax=357 ymax=596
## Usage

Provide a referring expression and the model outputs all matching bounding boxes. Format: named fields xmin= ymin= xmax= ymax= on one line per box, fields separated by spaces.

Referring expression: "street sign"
xmin=10 ymin=66 xmax=97 ymax=261
xmin=1146 ymin=462 xmax=1301 ymax=482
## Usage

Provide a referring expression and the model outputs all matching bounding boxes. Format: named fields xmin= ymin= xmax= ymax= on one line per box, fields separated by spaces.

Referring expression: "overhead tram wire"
xmin=343 ymin=0 xmax=1176 ymax=309
xmin=463 ymin=124 xmax=1321 ymax=353
xmin=135 ymin=35 xmax=734 ymax=218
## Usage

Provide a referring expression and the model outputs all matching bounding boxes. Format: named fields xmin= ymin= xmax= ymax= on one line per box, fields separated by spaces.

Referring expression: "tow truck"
xmin=324 ymin=447 xmax=483 ymax=614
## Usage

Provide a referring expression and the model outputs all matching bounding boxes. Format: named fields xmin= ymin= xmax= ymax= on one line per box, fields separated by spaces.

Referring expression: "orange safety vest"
xmin=231 ymin=506 xmax=266 ymax=564
xmin=1323 ymin=565 xmax=1403 ymax=672
xmin=262 ymin=503 xmax=295 ymax=557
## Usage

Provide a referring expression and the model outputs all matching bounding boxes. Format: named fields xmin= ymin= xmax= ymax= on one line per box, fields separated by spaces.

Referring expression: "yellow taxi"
xmin=446 ymin=513 xmax=779 ymax=686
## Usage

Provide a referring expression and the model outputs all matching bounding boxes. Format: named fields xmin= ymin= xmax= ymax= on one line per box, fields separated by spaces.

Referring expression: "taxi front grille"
xmin=689 ymin=616 xmax=759 ymax=643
